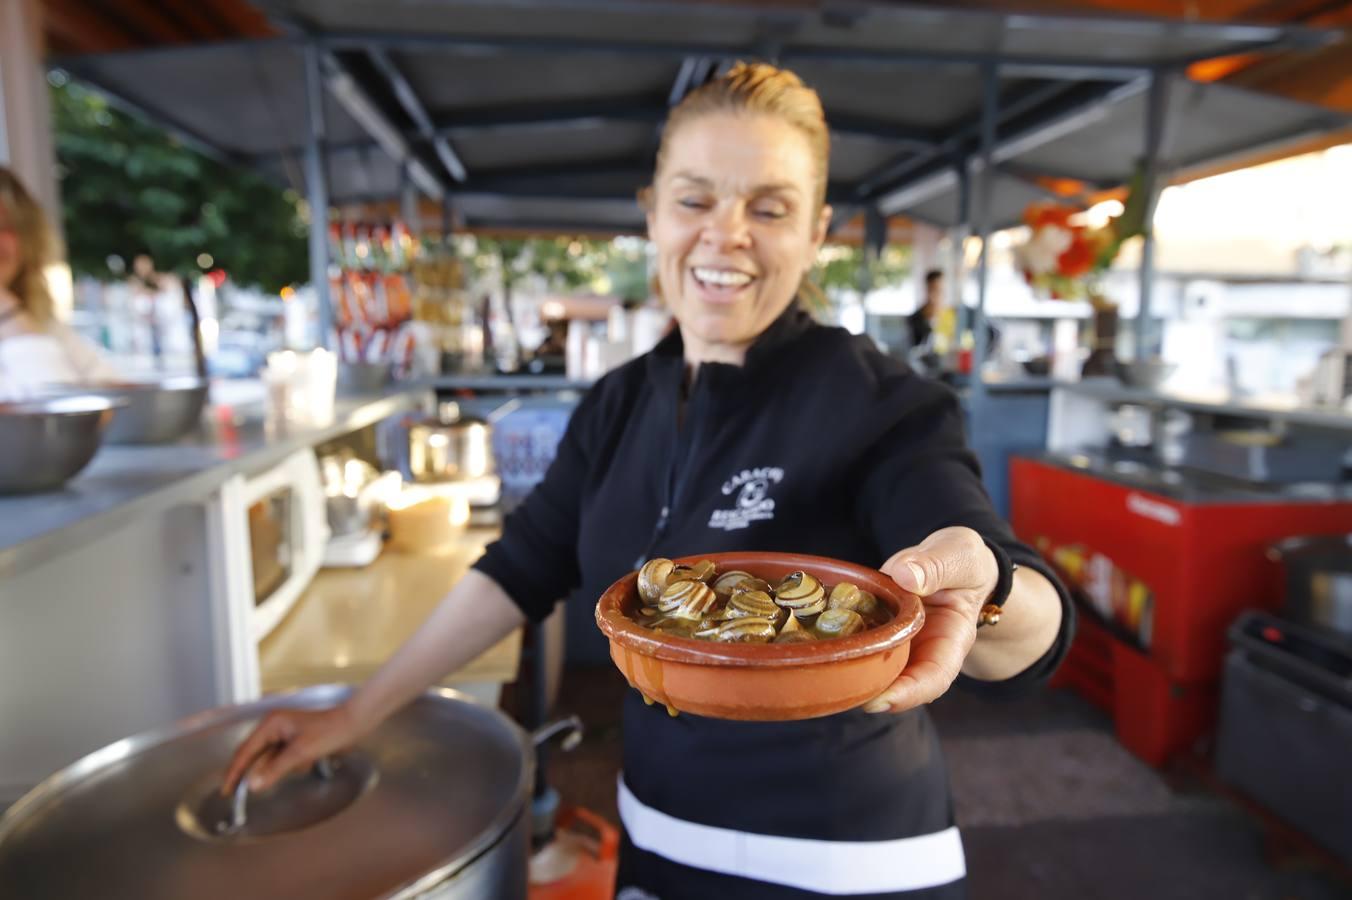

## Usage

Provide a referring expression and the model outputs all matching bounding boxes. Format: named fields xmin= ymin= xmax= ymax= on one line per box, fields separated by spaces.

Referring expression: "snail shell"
xmin=725 ymin=589 xmax=782 ymax=623
xmin=773 ymin=612 xmax=816 ymax=644
xmin=774 ymin=571 xmax=826 ymax=617
xmin=730 ymin=577 xmax=773 ymax=597
xmin=638 ymin=558 xmax=676 ymax=603
xmin=712 ymin=570 xmax=756 ymax=598
xmin=657 ymin=579 xmax=718 ymax=621
xmin=827 ymin=583 xmax=879 ymax=618
xmin=672 ymin=559 xmax=717 ymax=585
xmin=696 ymin=616 xmax=777 ymax=643
xmin=815 ymin=607 xmax=865 ymax=638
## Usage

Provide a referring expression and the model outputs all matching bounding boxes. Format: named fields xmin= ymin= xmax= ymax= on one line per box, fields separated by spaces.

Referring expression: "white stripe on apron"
xmin=618 ymin=777 xmax=967 ymax=895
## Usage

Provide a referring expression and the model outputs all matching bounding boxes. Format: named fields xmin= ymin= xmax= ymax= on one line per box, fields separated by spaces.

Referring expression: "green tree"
xmin=816 ymin=243 xmax=912 ymax=296
xmin=51 ymin=75 xmax=308 ymax=293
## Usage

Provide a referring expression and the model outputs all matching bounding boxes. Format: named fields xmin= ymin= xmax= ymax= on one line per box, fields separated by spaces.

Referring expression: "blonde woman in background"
xmin=0 ymin=166 xmax=117 ymax=398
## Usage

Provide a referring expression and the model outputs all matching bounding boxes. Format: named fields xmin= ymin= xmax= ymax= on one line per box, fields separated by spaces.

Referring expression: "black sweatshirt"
xmin=474 ymin=306 xmax=1074 ymax=898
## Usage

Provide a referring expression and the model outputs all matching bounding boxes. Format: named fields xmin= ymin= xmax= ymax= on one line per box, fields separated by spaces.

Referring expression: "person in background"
xmin=0 ymin=167 xmax=117 ymax=398
xmin=906 ymin=268 xmax=999 ymax=376
xmin=905 ymin=268 xmax=946 ymax=353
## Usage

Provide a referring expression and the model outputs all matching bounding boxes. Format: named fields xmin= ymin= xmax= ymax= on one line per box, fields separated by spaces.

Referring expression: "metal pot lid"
xmin=0 ymin=686 xmax=532 ymax=900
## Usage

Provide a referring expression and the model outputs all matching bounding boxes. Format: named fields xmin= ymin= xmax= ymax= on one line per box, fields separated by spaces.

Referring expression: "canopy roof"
xmin=53 ymin=1 xmax=1347 ymax=234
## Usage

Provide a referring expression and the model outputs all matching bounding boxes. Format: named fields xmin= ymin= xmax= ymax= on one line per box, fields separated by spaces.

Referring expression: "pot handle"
xmin=531 ymin=715 xmax=583 ymax=752
xmin=219 ymin=756 xmax=336 ymax=836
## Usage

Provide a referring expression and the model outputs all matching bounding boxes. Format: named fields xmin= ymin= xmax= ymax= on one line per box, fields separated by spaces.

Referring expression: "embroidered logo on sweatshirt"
xmin=708 ymin=467 xmax=783 ymax=531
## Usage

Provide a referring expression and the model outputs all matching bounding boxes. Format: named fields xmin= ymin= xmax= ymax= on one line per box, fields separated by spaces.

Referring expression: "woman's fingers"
xmin=249 ymin=739 xmax=315 ymax=793
xmin=882 ymin=527 xmax=998 ymax=608
xmin=221 ymin=714 xmax=289 ymax=795
xmin=863 ymin=606 xmax=975 ymax=714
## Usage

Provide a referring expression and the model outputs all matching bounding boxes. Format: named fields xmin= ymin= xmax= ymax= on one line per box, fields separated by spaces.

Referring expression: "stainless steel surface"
xmin=76 ymin=377 xmax=210 ymax=444
xmin=407 ymin=402 xmax=494 ymax=484
xmin=0 ymin=396 xmax=119 ymax=494
xmin=1272 ymin=535 xmax=1352 ymax=640
xmin=0 ymin=389 xmax=424 ymax=580
xmin=337 ymin=362 xmax=391 ymax=393
xmin=194 ymin=755 xmax=350 ymax=839
xmin=0 ymin=685 xmax=533 ymax=899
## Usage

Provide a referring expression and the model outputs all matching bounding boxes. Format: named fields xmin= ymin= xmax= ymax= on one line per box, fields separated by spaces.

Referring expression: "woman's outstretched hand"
xmin=862 ymin=526 xmax=998 ymax=714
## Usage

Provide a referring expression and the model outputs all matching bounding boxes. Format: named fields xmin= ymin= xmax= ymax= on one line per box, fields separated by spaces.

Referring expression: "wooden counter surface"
xmin=259 ymin=526 xmax=520 ymax=694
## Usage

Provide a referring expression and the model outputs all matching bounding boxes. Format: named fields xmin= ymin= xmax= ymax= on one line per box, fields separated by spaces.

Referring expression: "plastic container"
xmin=1215 ymin=612 xmax=1352 ymax=865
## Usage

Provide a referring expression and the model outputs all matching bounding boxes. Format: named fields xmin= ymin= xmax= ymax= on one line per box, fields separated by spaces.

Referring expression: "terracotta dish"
xmin=595 ymin=551 xmax=925 ymax=721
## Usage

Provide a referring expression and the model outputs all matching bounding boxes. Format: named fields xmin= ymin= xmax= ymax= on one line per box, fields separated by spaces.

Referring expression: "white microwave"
xmin=207 ymin=448 xmax=328 ymax=703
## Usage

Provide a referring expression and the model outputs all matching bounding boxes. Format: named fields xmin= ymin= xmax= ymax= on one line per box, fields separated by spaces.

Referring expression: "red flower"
xmin=1024 ymin=203 xmax=1078 ymax=229
xmin=1057 ymin=232 xmax=1095 ymax=278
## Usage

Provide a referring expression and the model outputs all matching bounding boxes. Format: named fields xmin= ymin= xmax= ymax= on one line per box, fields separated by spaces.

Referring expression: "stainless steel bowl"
xmin=80 ymin=377 xmax=209 ymax=444
xmin=0 ymin=396 xmax=120 ymax=493
xmin=1117 ymin=359 xmax=1177 ymax=391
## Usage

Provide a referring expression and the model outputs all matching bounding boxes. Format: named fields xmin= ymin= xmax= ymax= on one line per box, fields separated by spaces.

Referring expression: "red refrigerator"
xmin=1011 ymin=455 xmax=1352 ymax=766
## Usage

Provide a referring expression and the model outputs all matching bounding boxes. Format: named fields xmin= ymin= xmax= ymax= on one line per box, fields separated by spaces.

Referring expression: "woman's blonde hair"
xmin=645 ymin=61 xmax=831 ymax=212
xmin=0 ymin=167 xmax=58 ymax=324
xmin=642 ymin=61 xmax=833 ymax=312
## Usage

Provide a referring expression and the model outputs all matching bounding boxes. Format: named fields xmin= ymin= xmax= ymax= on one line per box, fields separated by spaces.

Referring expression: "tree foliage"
xmin=51 ymin=75 xmax=309 ymax=292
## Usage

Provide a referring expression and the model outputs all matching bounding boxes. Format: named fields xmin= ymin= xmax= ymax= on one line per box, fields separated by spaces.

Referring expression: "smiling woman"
xmin=223 ymin=62 xmax=1071 ymax=900
xmin=641 ymin=65 xmax=833 ymax=367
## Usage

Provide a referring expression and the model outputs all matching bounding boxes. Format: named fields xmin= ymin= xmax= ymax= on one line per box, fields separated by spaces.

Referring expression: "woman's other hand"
xmin=221 ymin=704 xmax=364 ymax=796
xmin=862 ymin=526 xmax=998 ymax=714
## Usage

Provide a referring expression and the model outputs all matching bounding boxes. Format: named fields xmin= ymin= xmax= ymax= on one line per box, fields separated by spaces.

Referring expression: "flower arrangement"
xmin=1013 ymin=175 xmax=1147 ymax=307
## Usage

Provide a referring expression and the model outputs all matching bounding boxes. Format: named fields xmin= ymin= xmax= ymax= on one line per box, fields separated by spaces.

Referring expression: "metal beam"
xmin=431 ymin=100 xmax=663 ymax=135
xmin=303 ymin=43 xmax=333 ymax=347
xmin=319 ymin=50 xmax=445 ymax=199
xmin=971 ymin=63 xmax=1000 ymax=385
xmin=1135 ymin=69 xmax=1176 ymax=363
xmin=367 ymin=46 xmax=467 ymax=183
xmin=857 ymin=80 xmax=1080 ymax=198
xmin=313 ymin=30 xmax=1249 ymax=79
xmin=61 ymin=67 xmax=239 ymax=166
xmin=868 ymin=79 xmax=1147 ymax=214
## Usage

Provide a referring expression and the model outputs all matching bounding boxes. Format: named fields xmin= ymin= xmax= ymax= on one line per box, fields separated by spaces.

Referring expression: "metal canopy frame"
xmin=49 ymin=1 xmax=1347 ymax=354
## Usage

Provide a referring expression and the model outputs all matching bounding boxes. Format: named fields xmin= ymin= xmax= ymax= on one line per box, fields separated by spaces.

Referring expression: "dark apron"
xmin=613 ymin=692 xmax=967 ymax=899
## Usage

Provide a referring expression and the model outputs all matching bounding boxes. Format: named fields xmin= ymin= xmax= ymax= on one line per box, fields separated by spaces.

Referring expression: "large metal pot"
xmin=1271 ymin=534 xmax=1352 ymax=641
xmin=79 ymin=376 xmax=210 ymax=444
xmin=0 ymin=395 xmax=119 ymax=493
xmin=407 ymin=401 xmax=494 ymax=484
xmin=0 ymin=686 xmax=576 ymax=899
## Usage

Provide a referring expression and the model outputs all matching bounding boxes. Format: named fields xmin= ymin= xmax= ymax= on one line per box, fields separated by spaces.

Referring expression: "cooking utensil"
xmin=0 ymin=685 xmax=580 ymax=900
xmin=1270 ymin=534 xmax=1352 ymax=641
xmin=72 ymin=376 xmax=209 ymax=444
xmin=1116 ymin=358 xmax=1176 ymax=390
xmin=407 ymin=401 xmax=494 ymax=484
xmin=595 ymin=551 xmax=925 ymax=721
xmin=0 ymin=396 xmax=120 ymax=493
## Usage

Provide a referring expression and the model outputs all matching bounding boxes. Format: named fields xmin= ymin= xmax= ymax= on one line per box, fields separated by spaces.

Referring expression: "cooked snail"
xmin=725 ymin=589 xmax=783 ymax=624
xmin=712 ymin=570 xmax=756 ymax=598
xmin=814 ymin=607 xmax=865 ymax=638
xmin=631 ymin=559 xmax=891 ymax=644
xmin=695 ymin=616 xmax=778 ymax=643
xmin=638 ymin=558 xmax=676 ymax=603
xmin=773 ymin=571 xmax=826 ymax=617
xmin=672 ymin=559 xmax=717 ymax=584
xmin=657 ymin=579 xmax=718 ymax=621
xmin=773 ymin=613 xmax=816 ymax=643
xmin=827 ymin=582 xmax=879 ymax=618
